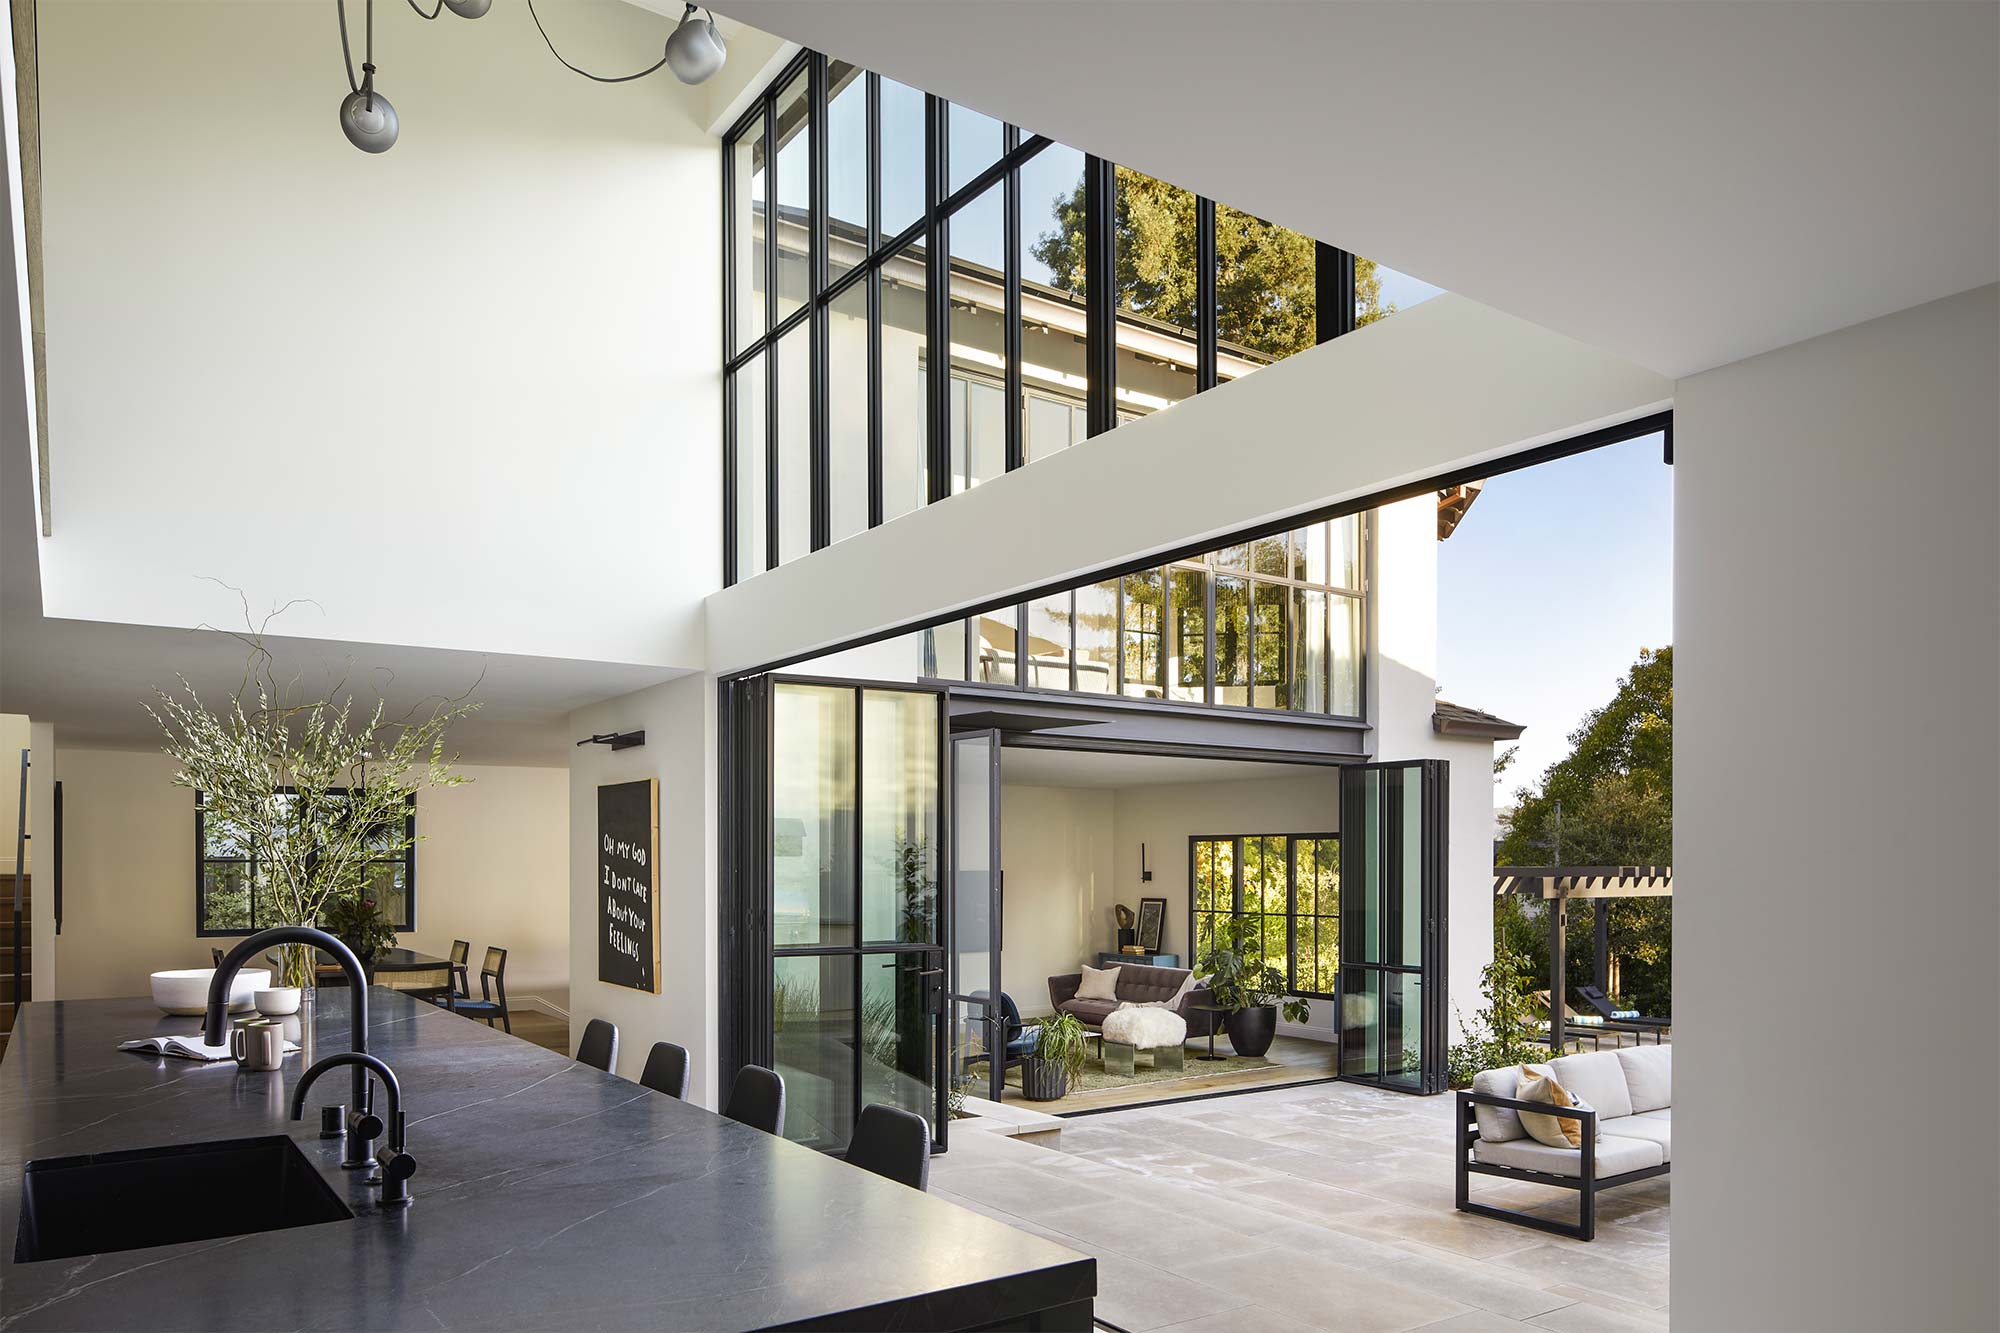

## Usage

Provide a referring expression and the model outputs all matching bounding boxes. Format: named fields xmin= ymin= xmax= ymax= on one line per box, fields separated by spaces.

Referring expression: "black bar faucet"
xmin=206 ymin=926 xmax=378 ymax=1169
xmin=291 ymin=1051 xmax=417 ymax=1206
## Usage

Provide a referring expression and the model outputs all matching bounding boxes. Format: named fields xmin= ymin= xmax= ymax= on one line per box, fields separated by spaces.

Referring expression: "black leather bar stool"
xmin=576 ymin=1018 xmax=620 ymax=1072
xmin=846 ymin=1104 xmax=931 ymax=1191
xmin=723 ymin=1065 xmax=785 ymax=1135
xmin=640 ymin=1041 xmax=690 ymax=1099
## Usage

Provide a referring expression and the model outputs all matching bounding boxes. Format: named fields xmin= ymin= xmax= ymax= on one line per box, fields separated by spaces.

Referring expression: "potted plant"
xmin=1019 ymin=1011 xmax=1089 ymax=1101
xmin=149 ymin=610 xmax=477 ymax=990
xmin=321 ymin=892 xmax=398 ymax=974
xmin=1202 ymin=917 xmax=1309 ymax=1057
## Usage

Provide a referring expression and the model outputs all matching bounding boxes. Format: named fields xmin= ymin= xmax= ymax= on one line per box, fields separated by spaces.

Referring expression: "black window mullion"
xmin=1196 ymin=196 xmax=1218 ymax=391
xmin=866 ymin=74 xmax=883 ymax=530
xmin=1204 ymin=567 xmax=1217 ymax=706
xmin=763 ymin=104 xmax=780 ymax=572
xmin=1003 ymin=137 xmax=1024 ymax=473
xmin=1083 ymin=155 xmax=1116 ymax=438
xmin=722 ymin=129 xmax=740 ymax=586
xmin=809 ymin=56 xmax=830 ymax=552
xmin=924 ymin=95 xmax=950 ymax=505
xmin=1317 ymin=243 xmax=1356 ymax=342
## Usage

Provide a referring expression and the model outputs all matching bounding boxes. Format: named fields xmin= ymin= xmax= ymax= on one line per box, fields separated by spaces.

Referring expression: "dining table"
xmin=265 ymin=945 xmax=451 ymax=981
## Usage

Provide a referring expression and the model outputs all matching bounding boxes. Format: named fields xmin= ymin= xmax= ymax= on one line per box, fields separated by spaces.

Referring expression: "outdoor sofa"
xmin=1456 ymin=1044 xmax=1671 ymax=1241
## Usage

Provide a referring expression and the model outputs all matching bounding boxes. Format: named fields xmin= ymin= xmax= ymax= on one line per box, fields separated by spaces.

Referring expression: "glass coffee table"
xmin=1187 ymin=1002 xmax=1230 ymax=1061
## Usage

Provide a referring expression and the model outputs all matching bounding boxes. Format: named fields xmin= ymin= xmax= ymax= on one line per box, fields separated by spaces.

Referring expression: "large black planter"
xmin=1019 ymin=1058 xmax=1068 ymax=1101
xmin=1225 ymin=1005 xmax=1277 ymax=1057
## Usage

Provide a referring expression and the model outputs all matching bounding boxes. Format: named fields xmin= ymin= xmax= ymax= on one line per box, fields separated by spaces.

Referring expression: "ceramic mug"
xmin=231 ymin=1021 xmax=286 ymax=1072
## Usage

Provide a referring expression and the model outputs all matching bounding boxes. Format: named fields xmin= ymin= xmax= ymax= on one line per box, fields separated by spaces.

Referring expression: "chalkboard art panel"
xmin=598 ymin=779 xmax=660 ymax=994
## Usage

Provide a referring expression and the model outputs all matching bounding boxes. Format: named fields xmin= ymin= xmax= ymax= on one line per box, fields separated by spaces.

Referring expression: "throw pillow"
xmin=1076 ymin=962 xmax=1122 ymax=1002
xmin=1517 ymin=1066 xmax=1592 ymax=1148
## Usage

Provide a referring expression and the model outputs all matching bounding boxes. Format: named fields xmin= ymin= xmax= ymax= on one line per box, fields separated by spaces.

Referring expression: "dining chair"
xmin=379 ymin=964 xmax=456 ymax=1011
xmin=453 ymin=947 xmax=512 ymax=1033
xmin=722 ymin=1064 xmax=786 ymax=1135
xmin=845 ymin=1104 xmax=931 ymax=1191
xmin=446 ymin=940 xmax=471 ymax=1003
xmin=639 ymin=1041 xmax=690 ymax=1099
xmin=576 ymin=1018 xmax=620 ymax=1072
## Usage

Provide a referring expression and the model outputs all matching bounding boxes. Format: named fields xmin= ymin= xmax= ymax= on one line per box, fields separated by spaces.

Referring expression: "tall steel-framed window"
xmin=722 ymin=51 xmax=1372 ymax=586
xmin=1189 ymin=832 xmax=1340 ymax=1002
xmin=948 ymin=511 xmax=1369 ymax=720
xmin=195 ymin=789 xmax=417 ymax=937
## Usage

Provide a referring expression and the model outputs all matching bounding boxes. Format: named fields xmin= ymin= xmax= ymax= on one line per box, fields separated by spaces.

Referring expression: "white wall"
xmin=0 ymin=712 xmax=24 ymax=873
xmin=706 ymin=293 xmax=1672 ymax=674
xmin=997 ymin=784 xmax=1112 ymax=1016
xmin=1674 ymin=284 xmax=1998 ymax=1330
xmin=566 ymin=673 xmax=717 ymax=1101
xmin=1372 ymin=495 xmax=1498 ymax=1036
xmin=32 ymin=0 xmax=718 ymax=669
xmin=49 ymin=748 xmax=570 ymax=1002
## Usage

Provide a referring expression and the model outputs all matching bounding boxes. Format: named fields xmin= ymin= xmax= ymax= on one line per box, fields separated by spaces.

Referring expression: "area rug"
xmin=1003 ymin=1049 xmax=1276 ymax=1095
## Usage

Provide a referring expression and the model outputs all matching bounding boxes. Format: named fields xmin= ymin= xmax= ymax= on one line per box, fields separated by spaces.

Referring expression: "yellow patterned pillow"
xmin=1517 ymin=1067 xmax=1591 ymax=1148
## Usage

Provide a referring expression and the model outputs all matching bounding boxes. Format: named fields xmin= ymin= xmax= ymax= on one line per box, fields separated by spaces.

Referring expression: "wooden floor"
xmin=1004 ymin=1034 xmax=1337 ymax=1115
xmin=455 ymin=1004 xmax=569 ymax=1057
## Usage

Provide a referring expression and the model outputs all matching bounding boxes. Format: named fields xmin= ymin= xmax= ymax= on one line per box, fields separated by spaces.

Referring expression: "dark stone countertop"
xmin=0 ymin=991 xmax=1093 ymax=1331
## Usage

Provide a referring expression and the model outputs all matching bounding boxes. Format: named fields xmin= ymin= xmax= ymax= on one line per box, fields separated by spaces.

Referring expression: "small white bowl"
xmin=150 ymin=967 xmax=271 ymax=1016
xmin=254 ymin=987 xmax=302 ymax=1017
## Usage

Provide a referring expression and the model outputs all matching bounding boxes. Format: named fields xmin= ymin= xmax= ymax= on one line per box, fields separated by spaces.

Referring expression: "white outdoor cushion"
xmin=1471 ymin=1064 xmax=1546 ymax=1143
xmin=1549 ymin=1049 xmax=1634 ymax=1120
xmin=1076 ymin=963 xmax=1122 ymax=1002
xmin=1615 ymin=1044 xmax=1673 ymax=1113
xmin=1101 ymin=1005 xmax=1187 ymax=1049
xmin=1602 ymin=1118 xmax=1671 ymax=1162
xmin=1473 ymin=1133 xmax=1664 ymax=1178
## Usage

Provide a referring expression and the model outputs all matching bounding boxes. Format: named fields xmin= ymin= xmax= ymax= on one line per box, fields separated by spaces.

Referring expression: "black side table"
xmin=1187 ymin=1002 xmax=1230 ymax=1061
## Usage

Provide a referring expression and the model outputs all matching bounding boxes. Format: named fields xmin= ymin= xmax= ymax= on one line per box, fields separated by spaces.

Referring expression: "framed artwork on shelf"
xmin=1136 ymin=896 xmax=1168 ymax=954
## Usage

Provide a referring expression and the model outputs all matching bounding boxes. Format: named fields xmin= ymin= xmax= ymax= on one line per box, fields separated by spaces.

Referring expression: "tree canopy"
xmin=1497 ymin=645 xmax=1673 ymax=867
xmin=1028 ymin=166 xmax=1393 ymax=361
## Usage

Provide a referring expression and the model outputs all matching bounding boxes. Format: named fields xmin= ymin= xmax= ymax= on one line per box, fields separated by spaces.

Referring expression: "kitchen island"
xmin=0 ymin=991 xmax=1093 ymax=1331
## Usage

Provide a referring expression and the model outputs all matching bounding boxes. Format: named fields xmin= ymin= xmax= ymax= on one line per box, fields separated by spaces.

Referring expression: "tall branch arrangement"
xmin=147 ymin=607 xmax=479 ymax=987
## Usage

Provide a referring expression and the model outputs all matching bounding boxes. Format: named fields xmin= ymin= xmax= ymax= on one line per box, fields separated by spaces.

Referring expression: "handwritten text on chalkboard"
xmin=597 ymin=780 xmax=659 ymax=993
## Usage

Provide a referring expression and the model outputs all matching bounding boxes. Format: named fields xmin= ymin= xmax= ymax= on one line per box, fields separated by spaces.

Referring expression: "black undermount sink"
xmin=15 ymin=1134 xmax=354 ymax=1262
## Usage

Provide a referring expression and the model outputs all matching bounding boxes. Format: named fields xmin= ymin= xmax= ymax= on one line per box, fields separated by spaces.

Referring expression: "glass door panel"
xmin=861 ymin=952 xmax=939 ymax=1125
xmin=774 ymin=953 xmax=857 ymax=1150
xmin=950 ymin=731 xmax=1003 ymax=1103
xmin=1339 ymin=760 xmax=1448 ymax=1093
xmin=772 ymin=684 xmax=856 ymax=948
xmin=860 ymin=689 xmax=940 ymax=944
xmin=763 ymin=679 xmax=948 ymax=1155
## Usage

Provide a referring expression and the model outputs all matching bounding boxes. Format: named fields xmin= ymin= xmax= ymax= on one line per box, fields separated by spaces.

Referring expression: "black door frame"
xmin=720 ymin=672 xmax=953 ymax=1150
xmin=1338 ymin=758 xmax=1450 ymax=1095
xmin=948 ymin=728 xmax=1005 ymax=1106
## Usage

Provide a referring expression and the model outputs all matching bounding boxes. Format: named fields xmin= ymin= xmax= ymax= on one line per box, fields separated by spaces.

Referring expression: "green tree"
xmin=1497 ymin=646 xmax=1672 ymax=867
xmin=1028 ymin=166 xmax=1393 ymax=361
xmin=1496 ymin=646 xmax=1674 ymax=1016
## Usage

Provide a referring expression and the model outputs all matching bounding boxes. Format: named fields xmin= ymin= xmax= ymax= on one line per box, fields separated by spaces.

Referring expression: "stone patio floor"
xmin=932 ymin=1078 xmax=1670 ymax=1333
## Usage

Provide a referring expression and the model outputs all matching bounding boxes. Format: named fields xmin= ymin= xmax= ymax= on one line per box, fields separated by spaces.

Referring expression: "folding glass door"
xmin=762 ymin=678 xmax=949 ymax=1152
xmin=949 ymin=730 xmax=1004 ymax=1104
xmin=1338 ymin=760 xmax=1449 ymax=1093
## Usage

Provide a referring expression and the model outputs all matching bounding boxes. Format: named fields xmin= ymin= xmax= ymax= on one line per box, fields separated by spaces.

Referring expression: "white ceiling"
xmin=1000 ymin=746 xmax=1327 ymax=791
xmin=715 ymin=0 xmax=1998 ymax=379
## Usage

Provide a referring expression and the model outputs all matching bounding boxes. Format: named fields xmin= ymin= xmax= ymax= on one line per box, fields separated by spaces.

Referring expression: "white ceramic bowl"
xmin=254 ymin=986 xmax=302 ymax=1017
xmin=150 ymin=967 xmax=271 ymax=1016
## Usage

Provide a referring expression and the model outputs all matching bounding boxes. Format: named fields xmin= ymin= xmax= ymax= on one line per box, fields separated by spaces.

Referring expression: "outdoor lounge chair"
xmin=963 ymin=991 xmax=1038 ymax=1078
xmin=1578 ymin=985 xmax=1671 ymax=1029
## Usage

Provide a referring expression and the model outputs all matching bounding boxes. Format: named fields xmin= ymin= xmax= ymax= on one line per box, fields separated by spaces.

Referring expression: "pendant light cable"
xmin=523 ymin=0 xmax=675 ymax=83
xmin=336 ymin=0 xmax=359 ymax=93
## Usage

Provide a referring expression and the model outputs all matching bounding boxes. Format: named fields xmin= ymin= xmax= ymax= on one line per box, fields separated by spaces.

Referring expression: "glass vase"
xmin=278 ymin=941 xmax=314 ymax=991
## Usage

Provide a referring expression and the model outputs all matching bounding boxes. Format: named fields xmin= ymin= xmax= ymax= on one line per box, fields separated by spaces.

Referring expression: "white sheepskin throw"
xmin=1102 ymin=1005 xmax=1188 ymax=1049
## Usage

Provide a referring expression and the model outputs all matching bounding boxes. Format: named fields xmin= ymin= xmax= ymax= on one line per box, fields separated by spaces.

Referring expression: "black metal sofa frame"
xmin=1455 ymin=1089 xmax=1670 ymax=1242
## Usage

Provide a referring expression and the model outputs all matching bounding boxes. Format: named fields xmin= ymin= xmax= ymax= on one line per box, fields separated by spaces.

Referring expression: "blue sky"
xmin=1436 ymin=434 xmax=1673 ymax=800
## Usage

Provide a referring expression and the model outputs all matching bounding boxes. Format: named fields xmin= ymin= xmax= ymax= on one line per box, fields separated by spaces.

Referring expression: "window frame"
xmin=194 ymin=788 xmax=418 ymax=938
xmin=722 ymin=50 xmax=1365 ymax=586
xmin=1188 ymin=831 xmax=1340 ymax=1003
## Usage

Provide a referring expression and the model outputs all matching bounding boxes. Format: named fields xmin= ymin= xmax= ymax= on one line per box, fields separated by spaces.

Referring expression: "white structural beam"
xmin=705 ymin=293 xmax=1672 ymax=675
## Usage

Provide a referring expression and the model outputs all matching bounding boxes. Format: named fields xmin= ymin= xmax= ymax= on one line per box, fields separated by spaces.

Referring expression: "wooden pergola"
xmin=1493 ymin=865 xmax=1673 ymax=1051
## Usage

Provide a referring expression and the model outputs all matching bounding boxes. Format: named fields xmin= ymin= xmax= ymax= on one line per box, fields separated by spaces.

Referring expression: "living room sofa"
xmin=1456 ymin=1043 xmax=1671 ymax=1241
xmin=1048 ymin=963 xmax=1217 ymax=1037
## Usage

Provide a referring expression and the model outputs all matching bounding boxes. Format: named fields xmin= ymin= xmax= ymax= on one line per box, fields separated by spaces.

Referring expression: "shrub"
xmin=1447 ymin=945 xmax=1546 ymax=1088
